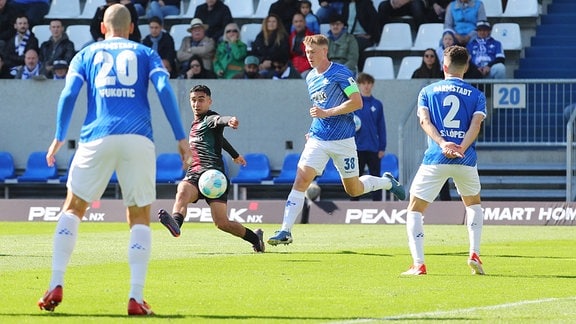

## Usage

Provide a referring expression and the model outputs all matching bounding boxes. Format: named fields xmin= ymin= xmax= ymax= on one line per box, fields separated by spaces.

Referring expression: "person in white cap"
xmin=176 ymin=17 xmax=215 ymax=72
xmin=466 ymin=20 xmax=506 ymax=79
xmin=51 ymin=59 xmax=68 ymax=79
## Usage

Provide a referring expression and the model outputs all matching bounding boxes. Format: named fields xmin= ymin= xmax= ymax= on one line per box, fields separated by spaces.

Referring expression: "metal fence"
xmin=398 ymin=80 xmax=576 ymax=202
xmin=567 ymin=107 xmax=576 ymax=201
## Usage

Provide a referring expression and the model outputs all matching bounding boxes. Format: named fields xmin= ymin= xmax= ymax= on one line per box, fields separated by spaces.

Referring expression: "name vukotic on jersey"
xmin=99 ymin=87 xmax=136 ymax=98
xmin=433 ymin=84 xmax=472 ymax=96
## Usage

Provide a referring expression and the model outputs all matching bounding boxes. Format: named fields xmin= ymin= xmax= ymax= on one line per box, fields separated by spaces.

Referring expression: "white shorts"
xmin=410 ymin=164 xmax=481 ymax=203
xmin=298 ymin=137 xmax=359 ymax=178
xmin=68 ymin=134 xmax=156 ymax=207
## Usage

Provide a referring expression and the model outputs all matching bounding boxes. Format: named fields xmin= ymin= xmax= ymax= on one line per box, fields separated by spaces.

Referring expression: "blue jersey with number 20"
xmin=418 ymin=77 xmax=487 ymax=166
xmin=55 ymin=37 xmax=185 ymax=143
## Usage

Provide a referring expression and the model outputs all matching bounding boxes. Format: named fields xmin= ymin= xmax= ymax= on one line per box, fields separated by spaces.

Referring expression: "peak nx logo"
xmin=345 ymin=208 xmax=407 ymax=224
xmin=185 ymin=202 xmax=264 ymax=223
xmin=28 ymin=201 xmax=106 ymax=221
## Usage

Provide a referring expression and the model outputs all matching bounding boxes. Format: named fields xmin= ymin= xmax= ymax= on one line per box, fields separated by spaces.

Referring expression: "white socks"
xmin=359 ymin=175 xmax=391 ymax=194
xmin=280 ymin=190 xmax=305 ymax=232
xmin=466 ymin=204 xmax=483 ymax=256
xmin=406 ymin=211 xmax=425 ymax=265
xmin=49 ymin=212 xmax=80 ymax=290
xmin=128 ymin=224 xmax=151 ymax=303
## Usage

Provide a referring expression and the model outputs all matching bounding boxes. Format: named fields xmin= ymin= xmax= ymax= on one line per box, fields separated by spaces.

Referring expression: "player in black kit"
xmin=158 ymin=85 xmax=265 ymax=252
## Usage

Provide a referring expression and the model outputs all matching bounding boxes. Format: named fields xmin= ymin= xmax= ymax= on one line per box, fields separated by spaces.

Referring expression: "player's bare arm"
xmin=458 ymin=114 xmax=484 ymax=152
xmin=418 ymin=108 xmax=463 ymax=158
xmin=309 ymin=92 xmax=362 ymax=118
xmin=46 ymin=139 xmax=65 ymax=167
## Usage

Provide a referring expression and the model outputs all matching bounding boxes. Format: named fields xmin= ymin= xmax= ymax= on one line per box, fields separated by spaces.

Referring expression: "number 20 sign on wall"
xmin=493 ymin=83 xmax=526 ymax=109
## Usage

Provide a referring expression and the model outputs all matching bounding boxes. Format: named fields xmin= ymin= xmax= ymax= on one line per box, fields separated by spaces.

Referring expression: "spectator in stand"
xmin=412 ymin=48 xmax=444 ymax=79
xmin=251 ymin=14 xmax=290 ymax=77
xmin=351 ymin=72 xmax=387 ymax=202
xmin=39 ymin=19 xmax=75 ymax=79
xmin=176 ymin=18 xmax=215 ymax=72
xmin=466 ymin=20 xmax=505 ymax=79
xmin=147 ymin=0 xmax=180 ymax=23
xmin=269 ymin=0 xmax=300 ymax=33
xmin=436 ymin=28 xmax=456 ymax=68
xmin=232 ymin=55 xmax=263 ymax=79
xmin=132 ymin=0 xmax=149 ymax=17
xmin=377 ymin=0 xmax=428 ymax=30
xmin=194 ymin=0 xmax=233 ymax=43
xmin=142 ymin=16 xmax=178 ymax=78
xmin=14 ymin=48 xmax=43 ymax=79
xmin=10 ymin=0 xmax=49 ymax=28
xmin=213 ymin=22 xmax=247 ymax=79
xmin=316 ymin=0 xmax=345 ymax=24
xmin=289 ymin=12 xmax=313 ymax=77
xmin=179 ymin=54 xmax=216 ymax=79
xmin=0 ymin=0 xmax=18 ymax=53
xmin=326 ymin=14 xmax=358 ymax=74
xmin=269 ymin=55 xmax=301 ymax=79
xmin=444 ymin=0 xmax=486 ymax=46
xmin=298 ymin=0 xmax=320 ymax=34
xmin=343 ymin=0 xmax=381 ymax=72
xmin=51 ymin=59 xmax=68 ymax=79
xmin=90 ymin=0 xmax=142 ymax=43
xmin=426 ymin=0 xmax=452 ymax=23
xmin=2 ymin=14 xmax=39 ymax=74
xmin=0 ymin=53 xmax=13 ymax=78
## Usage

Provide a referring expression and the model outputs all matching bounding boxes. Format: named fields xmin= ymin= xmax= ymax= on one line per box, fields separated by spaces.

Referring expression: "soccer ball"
xmin=198 ymin=169 xmax=228 ymax=198
xmin=353 ymin=114 xmax=361 ymax=131
xmin=305 ymin=181 xmax=321 ymax=201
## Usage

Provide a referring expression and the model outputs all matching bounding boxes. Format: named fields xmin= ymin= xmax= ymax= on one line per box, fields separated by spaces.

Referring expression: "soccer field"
xmin=1 ymin=222 xmax=574 ymax=323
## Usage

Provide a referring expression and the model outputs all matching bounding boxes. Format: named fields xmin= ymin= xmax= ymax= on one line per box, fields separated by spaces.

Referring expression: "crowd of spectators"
xmin=0 ymin=0 xmax=510 ymax=80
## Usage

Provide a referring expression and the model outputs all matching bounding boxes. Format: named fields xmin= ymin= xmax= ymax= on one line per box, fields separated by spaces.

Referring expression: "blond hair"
xmin=303 ymin=34 xmax=328 ymax=47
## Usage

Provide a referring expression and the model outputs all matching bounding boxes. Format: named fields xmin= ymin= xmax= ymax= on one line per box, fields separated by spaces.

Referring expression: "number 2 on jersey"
xmin=442 ymin=94 xmax=461 ymax=129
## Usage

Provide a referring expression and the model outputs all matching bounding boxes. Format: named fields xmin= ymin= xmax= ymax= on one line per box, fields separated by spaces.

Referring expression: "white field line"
xmin=330 ymin=296 xmax=576 ymax=323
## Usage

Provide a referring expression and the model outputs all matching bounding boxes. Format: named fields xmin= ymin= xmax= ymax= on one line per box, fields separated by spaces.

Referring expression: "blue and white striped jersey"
xmin=418 ymin=77 xmax=487 ymax=166
xmin=55 ymin=37 xmax=186 ymax=143
xmin=306 ymin=62 xmax=359 ymax=141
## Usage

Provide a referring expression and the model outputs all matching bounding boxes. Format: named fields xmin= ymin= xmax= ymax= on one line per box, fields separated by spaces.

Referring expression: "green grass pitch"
xmin=1 ymin=222 xmax=575 ymax=323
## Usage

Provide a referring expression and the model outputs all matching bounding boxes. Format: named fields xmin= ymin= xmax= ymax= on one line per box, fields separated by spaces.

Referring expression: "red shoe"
xmin=38 ymin=285 xmax=63 ymax=311
xmin=128 ymin=298 xmax=154 ymax=316
xmin=468 ymin=253 xmax=485 ymax=275
xmin=401 ymin=264 xmax=427 ymax=276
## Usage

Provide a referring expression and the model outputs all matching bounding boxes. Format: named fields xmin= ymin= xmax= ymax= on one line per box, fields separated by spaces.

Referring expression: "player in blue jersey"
xmin=401 ymin=45 xmax=486 ymax=276
xmin=38 ymin=4 xmax=191 ymax=316
xmin=267 ymin=34 xmax=406 ymax=246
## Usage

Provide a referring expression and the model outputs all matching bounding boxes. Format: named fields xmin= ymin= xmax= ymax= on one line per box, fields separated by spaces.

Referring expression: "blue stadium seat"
xmin=381 ymin=153 xmax=399 ymax=180
xmin=17 ymin=151 xmax=58 ymax=182
xmin=0 ymin=151 xmax=16 ymax=181
xmin=316 ymin=159 xmax=340 ymax=184
xmin=230 ymin=153 xmax=271 ymax=183
xmin=273 ymin=153 xmax=301 ymax=184
xmin=156 ymin=153 xmax=185 ymax=183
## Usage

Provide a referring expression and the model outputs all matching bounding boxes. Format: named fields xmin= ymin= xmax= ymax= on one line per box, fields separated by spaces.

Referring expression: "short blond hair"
xmin=303 ymin=34 xmax=329 ymax=47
